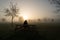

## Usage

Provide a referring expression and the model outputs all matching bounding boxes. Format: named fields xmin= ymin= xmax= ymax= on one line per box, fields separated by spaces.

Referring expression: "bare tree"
xmin=51 ymin=18 xmax=54 ymax=22
xmin=2 ymin=18 xmax=6 ymax=22
xmin=38 ymin=19 xmax=41 ymax=21
xmin=4 ymin=2 xmax=19 ymax=27
xmin=49 ymin=0 xmax=60 ymax=12
xmin=18 ymin=16 xmax=24 ymax=24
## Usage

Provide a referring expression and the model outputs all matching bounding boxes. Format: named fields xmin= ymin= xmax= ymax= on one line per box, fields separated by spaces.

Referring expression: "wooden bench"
xmin=15 ymin=24 xmax=36 ymax=31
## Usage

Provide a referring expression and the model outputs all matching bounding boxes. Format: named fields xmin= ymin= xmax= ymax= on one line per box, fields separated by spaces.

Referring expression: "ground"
xmin=0 ymin=23 xmax=60 ymax=40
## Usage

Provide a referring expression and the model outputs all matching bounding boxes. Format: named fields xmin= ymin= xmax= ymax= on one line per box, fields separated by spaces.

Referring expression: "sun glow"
xmin=18 ymin=10 xmax=32 ymax=20
xmin=18 ymin=13 xmax=29 ymax=20
xmin=23 ymin=15 xmax=28 ymax=20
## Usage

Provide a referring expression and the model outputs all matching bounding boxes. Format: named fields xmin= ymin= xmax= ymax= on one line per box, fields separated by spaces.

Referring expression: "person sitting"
xmin=23 ymin=20 xmax=29 ymax=30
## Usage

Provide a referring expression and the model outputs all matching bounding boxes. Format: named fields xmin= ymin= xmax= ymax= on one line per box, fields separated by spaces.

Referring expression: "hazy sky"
xmin=0 ymin=0 xmax=60 ymax=20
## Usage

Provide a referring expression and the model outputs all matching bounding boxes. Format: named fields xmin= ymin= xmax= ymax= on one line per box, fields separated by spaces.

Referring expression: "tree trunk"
xmin=12 ymin=16 xmax=13 ymax=27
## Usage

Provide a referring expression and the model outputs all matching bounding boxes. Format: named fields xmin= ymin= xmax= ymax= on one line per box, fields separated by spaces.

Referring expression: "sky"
xmin=0 ymin=0 xmax=60 ymax=21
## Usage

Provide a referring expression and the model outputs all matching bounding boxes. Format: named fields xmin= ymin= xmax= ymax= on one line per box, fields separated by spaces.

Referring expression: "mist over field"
xmin=0 ymin=0 xmax=60 ymax=40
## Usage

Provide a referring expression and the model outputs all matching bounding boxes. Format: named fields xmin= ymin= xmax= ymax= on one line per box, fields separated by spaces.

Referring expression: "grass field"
xmin=0 ymin=22 xmax=60 ymax=40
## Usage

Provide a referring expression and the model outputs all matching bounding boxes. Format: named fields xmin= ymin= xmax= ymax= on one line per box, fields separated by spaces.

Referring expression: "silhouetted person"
xmin=23 ymin=20 xmax=28 ymax=28
xmin=22 ymin=20 xmax=30 ymax=31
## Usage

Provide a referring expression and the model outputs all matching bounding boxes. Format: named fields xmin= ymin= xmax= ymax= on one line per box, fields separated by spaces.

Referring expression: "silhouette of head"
xmin=24 ymin=20 xmax=28 ymax=25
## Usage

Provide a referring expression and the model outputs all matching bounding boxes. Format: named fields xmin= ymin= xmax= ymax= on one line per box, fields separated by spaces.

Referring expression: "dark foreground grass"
xmin=0 ymin=23 xmax=60 ymax=40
